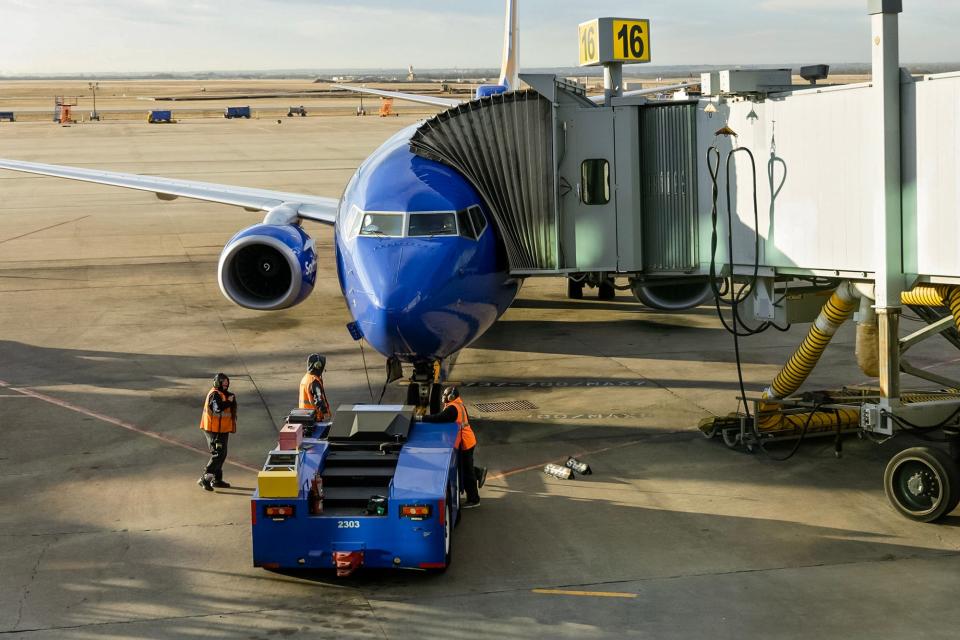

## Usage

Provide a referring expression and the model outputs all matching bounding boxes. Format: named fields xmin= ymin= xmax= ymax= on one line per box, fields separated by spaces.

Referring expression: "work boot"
xmin=476 ymin=467 xmax=488 ymax=489
xmin=212 ymin=480 xmax=231 ymax=489
xmin=197 ymin=476 xmax=214 ymax=492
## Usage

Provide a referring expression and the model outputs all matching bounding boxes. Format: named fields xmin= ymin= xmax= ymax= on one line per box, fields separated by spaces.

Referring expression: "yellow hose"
xmin=703 ymin=283 xmax=960 ymax=438
xmin=901 ymin=285 xmax=960 ymax=328
xmin=768 ymin=284 xmax=858 ymax=399
xmin=756 ymin=283 xmax=859 ymax=429
xmin=759 ymin=407 xmax=861 ymax=434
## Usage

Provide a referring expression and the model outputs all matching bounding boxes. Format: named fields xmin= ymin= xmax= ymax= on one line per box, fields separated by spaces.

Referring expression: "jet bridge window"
xmin=360 ymin=213 xmax=404 ymax=237
xmin=581 ymin=159 xmax=610 ymax=205
xmin=408 ymin=212 xmax=457 ymax=237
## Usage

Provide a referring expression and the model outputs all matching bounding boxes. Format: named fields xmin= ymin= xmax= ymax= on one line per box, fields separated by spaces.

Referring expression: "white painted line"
xmin=0 ymin=379 xmax=259 ymax=472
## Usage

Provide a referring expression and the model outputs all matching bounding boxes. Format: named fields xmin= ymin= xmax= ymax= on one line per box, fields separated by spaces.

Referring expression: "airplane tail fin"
xmin=497 ymin=0 xmax=520 ymax=89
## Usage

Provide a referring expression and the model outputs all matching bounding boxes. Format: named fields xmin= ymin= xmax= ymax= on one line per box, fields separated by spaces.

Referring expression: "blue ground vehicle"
xmin=252 ymin=405 xmax=461 ymax=575
xmin=224 ymin=106 xmax=251 ymax=119
xmin=147 ymin=110 xmax=172 ymax=123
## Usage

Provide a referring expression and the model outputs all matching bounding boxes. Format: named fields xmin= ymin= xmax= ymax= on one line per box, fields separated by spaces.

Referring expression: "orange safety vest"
xmin=200 ymin=388 xmax=236 ymax=433
xmin=299 ymin=372 xmax=331 ymax=419
xmin=448 ymin=397 xmax=477 ymax=450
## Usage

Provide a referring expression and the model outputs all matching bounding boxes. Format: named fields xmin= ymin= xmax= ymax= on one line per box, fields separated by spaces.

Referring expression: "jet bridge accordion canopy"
xmin=409 ymin=90 xmax=557 ymax=272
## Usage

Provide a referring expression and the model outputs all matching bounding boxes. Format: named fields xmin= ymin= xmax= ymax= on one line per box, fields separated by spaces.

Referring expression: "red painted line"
xmin=487 ymin=438 xmax=647 ymax=482
xmin=0 ymin=379 xmax=259 ymax=472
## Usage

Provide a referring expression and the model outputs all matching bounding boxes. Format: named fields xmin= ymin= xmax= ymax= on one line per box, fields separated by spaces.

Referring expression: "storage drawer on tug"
xmin=252 ymin=405 xmax=462 ymax=576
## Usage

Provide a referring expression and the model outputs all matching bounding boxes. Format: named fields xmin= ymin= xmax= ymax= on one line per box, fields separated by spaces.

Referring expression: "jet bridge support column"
xmin=603 ymin=62 xmax=623 ymax=106
xmin=870 ymin=0 xmax=904 ymax=407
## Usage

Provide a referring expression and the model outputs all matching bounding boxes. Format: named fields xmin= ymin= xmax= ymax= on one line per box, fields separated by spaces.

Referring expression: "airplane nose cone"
xmin=363 ymin=243 xmax=434 ymax=312
xmin=355 ymin=240 xmax=463 ymax=357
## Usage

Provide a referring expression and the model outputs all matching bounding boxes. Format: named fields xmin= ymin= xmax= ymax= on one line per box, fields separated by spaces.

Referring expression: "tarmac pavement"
xmin=2 ymin=116 xmax=960 ymax=638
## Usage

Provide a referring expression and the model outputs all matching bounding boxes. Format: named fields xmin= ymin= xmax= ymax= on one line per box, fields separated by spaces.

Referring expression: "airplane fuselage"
xmin=335 ymin=125 xmax=520 ymax=364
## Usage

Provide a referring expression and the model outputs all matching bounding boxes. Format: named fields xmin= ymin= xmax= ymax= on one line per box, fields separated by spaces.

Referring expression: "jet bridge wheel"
xmin=884 ymin=447 xmax=960 ymax=522
xmin=597 ymin=279 xmax=615 ymax=301
xmin=567 ymin=278 xmax=584 ymax=300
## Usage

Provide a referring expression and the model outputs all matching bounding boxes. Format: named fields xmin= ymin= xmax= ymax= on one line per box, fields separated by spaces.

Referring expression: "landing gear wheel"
xmin=406 ymin=382 xmax=420 ymax=407
xmin=884 ymin=446 xmax=960 ymax=522
xmin=598 ymin=280 xmax=615 ymax=300
xmin=567 ymin=279 xmax=583 ymax=300
xmin=429 ymin=384 xmax=442 ymax=414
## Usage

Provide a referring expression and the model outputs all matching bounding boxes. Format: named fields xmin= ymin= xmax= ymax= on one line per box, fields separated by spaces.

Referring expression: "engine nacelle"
xmin=631 ymin=279 xmax=713 ymax=311
xmin=218 ymin=223 xmax=317 ymax=311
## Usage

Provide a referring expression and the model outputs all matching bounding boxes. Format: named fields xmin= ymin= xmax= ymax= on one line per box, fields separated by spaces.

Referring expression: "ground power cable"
xmin=357 ymin=339 xmax=376 ymax=402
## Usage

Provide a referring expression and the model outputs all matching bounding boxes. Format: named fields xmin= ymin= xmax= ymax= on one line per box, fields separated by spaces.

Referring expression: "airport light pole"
xmin=88 ymin=82 xmax=100 ymax=121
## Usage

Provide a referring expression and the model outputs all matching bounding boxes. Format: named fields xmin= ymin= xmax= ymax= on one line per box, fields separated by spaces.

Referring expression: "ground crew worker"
xmin=420 ymin=386 xmax=487 ymax=508
xmin=299 ymin=353 xmax=331 ymax=420
xmin=198 ymin=372 xmax=236 ymax=492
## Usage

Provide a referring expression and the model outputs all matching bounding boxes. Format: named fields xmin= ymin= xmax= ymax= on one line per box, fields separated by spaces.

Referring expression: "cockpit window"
xmin=360 ymin=212 xmax=404 ymax=237
xmin=408 ymin=212 xmax=457 ymax=237
xmin=468 ymin=205 xmax=488 ymax=237
xmin=457 ymin=209 xmax=477 ymax=240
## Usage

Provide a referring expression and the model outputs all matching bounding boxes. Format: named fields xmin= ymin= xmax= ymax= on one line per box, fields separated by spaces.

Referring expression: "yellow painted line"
xmin=532 ymin=589 xmax=637 ymax=599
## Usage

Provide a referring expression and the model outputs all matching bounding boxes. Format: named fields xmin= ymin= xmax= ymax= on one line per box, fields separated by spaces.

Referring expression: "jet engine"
xmin=631 ymin=279 xmax=713 ymax=311
xmin=218 ymin=223 xmax=317 ymax=311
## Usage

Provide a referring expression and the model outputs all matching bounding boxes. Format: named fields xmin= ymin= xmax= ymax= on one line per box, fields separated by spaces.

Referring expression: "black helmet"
xmin=213 ymin=373 xmax=230 ymax=391
xmin=441 ymin=386 xmax=459 ymax=403
xmin=307 ymin=353 xmax=326 ymax=374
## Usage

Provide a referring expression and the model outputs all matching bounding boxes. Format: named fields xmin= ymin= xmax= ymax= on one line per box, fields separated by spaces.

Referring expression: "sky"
xmin=0 ymin=0 xmax=957 ymax=75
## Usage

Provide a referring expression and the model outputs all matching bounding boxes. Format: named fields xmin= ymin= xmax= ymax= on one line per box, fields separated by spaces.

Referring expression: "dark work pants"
xmin=203 ymin=431 xmax=229 ymax=482
xmin=459 ymin=446 xmax=480 ymax=503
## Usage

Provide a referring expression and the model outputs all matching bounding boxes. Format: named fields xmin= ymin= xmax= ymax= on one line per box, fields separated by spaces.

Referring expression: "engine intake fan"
xmin=218 ymin=223 xmax=317 ymax=311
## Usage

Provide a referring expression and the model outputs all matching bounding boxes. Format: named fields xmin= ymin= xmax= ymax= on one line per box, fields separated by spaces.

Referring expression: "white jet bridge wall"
xmin=906 ymin=71 xmax=960 ymax=280
xmin=695 ymin=72 xmax=960 ymax=283
xmin=695 ymin=82 xmax=880 ymax=276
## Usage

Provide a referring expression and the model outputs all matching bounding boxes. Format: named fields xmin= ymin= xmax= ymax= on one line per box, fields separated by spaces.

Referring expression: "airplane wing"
xmin=0 ymin=158 xmax=338 ymax=224
xmin=588 ymin=81 xmax=699 ymax=103
xmin=333 ymin=80 xmax=697 ymax=109
xmin=333 ymin=84 xmax=463 ymax=109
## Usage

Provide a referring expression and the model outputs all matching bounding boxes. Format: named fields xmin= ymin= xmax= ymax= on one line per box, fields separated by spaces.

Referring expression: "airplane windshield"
xmin=360 ymin=213 xmax=404 ymax=237
xmin=408 ymin=212 xmax=457 ymax=237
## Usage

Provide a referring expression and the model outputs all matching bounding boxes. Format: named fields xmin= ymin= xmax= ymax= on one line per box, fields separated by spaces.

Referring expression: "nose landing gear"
xmin=405 ymin=360 xmax=443 ymax=413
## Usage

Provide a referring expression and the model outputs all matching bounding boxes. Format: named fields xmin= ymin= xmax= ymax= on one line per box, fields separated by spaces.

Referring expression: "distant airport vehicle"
xmin=224 ymin=106 xmax=251 ymax=119
xmin=0 ymin=112 xmax=14 ymax=122
xmin=147 ymin=110 xmax=173 ymax=124
xmin=286 ymin=105 xmax=307 ymax=117
xmin=252 ymin=405 xmax=461 ymax=575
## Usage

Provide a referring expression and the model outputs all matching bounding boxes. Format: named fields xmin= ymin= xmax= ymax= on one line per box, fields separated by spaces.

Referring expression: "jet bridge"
xmin=409 ymin=75 xmax=701 ymax=281
xmin=411 ymin=1 xmax=960 ymax=522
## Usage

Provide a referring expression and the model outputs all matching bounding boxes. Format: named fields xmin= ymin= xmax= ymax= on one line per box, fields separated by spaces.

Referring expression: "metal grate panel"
xmin=409 ymin=91 xmax=557 ymax=272
xmin=472 ymin=400 xmax=539 ymax=413
xmin=640 ymin=103 xmax=699 ymax=272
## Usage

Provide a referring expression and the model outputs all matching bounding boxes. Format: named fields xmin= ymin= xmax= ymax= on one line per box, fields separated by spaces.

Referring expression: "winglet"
xmin=498 ymin=0 xmax=520 ymax=90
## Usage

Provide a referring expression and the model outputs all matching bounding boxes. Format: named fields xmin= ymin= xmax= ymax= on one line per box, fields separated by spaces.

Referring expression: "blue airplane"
xmin=0 ymin=0 xmax=700 ymax=409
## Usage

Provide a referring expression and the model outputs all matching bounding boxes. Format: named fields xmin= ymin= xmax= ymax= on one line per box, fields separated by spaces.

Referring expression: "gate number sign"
xmin=579 ymin=18 xmax=651 ymax=66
